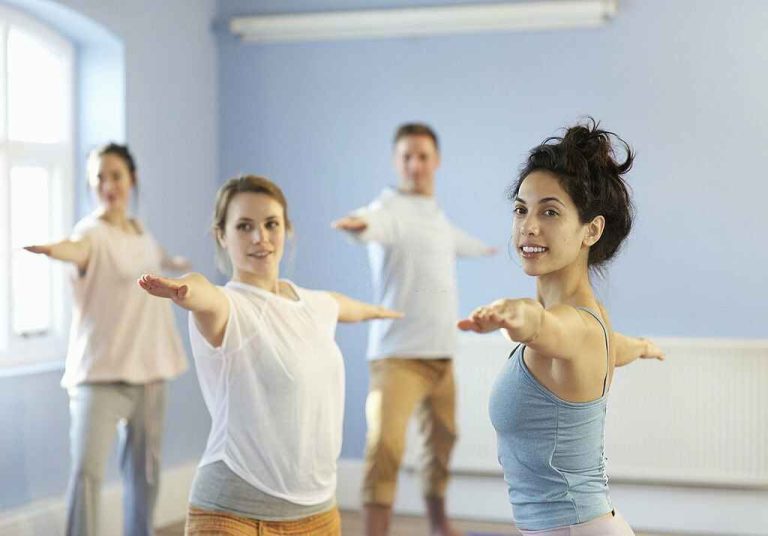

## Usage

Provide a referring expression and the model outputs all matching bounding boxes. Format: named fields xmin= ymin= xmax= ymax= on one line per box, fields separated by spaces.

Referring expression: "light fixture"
xmin=229 ymin=0 xmax=618 ymax=44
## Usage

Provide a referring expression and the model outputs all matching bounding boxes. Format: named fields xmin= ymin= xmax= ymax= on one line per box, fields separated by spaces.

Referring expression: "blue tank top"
xmin=488 ymin=307 xmax=612 ymax=531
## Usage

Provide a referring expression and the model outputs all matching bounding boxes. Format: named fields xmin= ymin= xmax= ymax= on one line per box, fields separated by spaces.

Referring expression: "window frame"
xmin=0 ymin=4 xmax=75 ymax=368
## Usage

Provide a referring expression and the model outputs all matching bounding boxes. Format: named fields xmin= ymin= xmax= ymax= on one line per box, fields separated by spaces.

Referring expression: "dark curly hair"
xmin=509 ymin=118 xmax=635 ymax=268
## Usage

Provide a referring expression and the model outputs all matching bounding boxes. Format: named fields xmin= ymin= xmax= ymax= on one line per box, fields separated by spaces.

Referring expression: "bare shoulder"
xmin=551 ymin=303 xmax=610 ymax=360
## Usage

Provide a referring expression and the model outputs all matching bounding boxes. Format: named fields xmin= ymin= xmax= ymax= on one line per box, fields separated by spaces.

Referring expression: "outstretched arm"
xmin=451 ymin=225 xmax=497 ymax=257
xmin=331 ymin=216 xmax=368 ymax=234
xmin=613 ymin=333 xmax=665 ymax=367
xmin=457 ymin=298 xmax=598 ymax=360
xmin=332 ymin=205 xmax=396 ymax=245
xmin=24 ymin=238 xmax=91 ymax=272
xmin=328 ymin=292 xmax=403 ymax=323
xmin=138 ymin=272 xmax=229 ymax=347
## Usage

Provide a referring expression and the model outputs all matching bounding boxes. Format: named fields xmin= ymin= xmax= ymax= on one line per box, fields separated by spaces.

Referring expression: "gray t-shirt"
xmin=189 ymin=461 xmax=336 ymax=521
xmin=350 ymin=188 xmax=490 ymax=360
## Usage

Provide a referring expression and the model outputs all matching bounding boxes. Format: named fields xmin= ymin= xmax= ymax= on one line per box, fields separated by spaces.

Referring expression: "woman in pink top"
xmin=26 ymin=143 xmax=189 ymax=536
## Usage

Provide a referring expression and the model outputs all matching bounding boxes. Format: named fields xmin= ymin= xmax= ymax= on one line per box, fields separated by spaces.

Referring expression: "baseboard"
xmin=337 ymin=459 xmax=768 ymax=536
xmin=0 ymin=462 xmax=197 ymax=536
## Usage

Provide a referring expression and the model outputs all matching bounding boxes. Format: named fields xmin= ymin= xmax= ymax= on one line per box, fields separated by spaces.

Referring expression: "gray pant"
xmin=65 ymin=381 xmax=167 ymax=536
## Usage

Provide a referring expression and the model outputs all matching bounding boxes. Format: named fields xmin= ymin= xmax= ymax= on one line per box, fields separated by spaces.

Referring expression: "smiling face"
xmin=89 ymin=153 xmax=135 ymax=212
xmin=512 ymin=170 xmax=604 ymax=277
xmin=218 ymin=192 xmax=286 ymax=284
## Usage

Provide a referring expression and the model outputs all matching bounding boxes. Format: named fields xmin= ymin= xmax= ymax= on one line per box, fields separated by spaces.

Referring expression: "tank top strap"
xmin=576 ymin=307 xmax=611 ymax=396
xmin=507 ymin=343 xmax=523 ymax=360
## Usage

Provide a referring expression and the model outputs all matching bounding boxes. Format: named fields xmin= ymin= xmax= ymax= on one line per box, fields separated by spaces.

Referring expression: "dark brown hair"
xmin=509 ymin=118 xmax=635 ymax=268
xmin=88 ymin=142 xmax=137 ymax=187
xmin=393 ymin=123 xmax=439 ymax=151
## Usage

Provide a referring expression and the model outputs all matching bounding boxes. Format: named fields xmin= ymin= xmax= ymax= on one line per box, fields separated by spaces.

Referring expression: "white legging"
xmin=518 ymin=510 xmax=635 ymax=536
xmin=65 ymin=381 xmax=166 ymax=536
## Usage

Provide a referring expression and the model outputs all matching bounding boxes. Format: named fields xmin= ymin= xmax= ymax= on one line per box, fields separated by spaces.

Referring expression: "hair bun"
xmin=510 ymin=117 xmax=636 ymax=270
xmin=561 ymin=118 xmax=634 ymax=178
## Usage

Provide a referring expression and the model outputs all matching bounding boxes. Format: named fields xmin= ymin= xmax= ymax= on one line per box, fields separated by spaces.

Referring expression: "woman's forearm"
xmin=26 ymin=238 xmax=90 ymax=269
xmin=170 ymin=273 xmax=224 ymax=313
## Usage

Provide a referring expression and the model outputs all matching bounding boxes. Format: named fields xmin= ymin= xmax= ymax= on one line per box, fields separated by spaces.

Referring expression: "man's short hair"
xmin=393 ymin=123 xmax=439 ymax=151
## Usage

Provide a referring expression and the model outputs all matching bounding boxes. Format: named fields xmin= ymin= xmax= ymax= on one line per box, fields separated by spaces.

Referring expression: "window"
xmin=0 ymin=5 xmax=74 ymax=367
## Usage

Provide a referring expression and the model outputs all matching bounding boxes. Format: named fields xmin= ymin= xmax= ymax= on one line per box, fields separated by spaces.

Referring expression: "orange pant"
xmin=362 ymin=358 xmax=457 ymax=506
xmin=185 ymin=505 xmax=341 ymax=536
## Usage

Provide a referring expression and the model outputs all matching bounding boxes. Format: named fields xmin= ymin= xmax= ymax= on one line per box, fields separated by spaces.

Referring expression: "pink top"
xmin=60 ymin=214 xmax=188 ymax=388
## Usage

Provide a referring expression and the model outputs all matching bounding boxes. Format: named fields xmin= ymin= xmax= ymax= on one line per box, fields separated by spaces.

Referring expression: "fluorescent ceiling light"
xmin=230 ymin=0 xmax=618 ymax=44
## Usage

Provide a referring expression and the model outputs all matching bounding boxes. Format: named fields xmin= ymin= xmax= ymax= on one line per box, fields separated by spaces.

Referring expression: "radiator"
xmin=402 ymin=334 xmax=768 ymax=488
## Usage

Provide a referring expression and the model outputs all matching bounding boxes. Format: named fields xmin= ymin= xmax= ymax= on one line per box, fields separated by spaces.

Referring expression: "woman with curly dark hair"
xmin=459 ymin=119 xmax=663 ymax=534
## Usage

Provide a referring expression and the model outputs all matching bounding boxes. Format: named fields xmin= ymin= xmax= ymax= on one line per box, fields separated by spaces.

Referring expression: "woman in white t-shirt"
xmin=25 ymin=143 xmax=189 ymax=536
xmin=138 ymin=175 xmax=401 ymax=536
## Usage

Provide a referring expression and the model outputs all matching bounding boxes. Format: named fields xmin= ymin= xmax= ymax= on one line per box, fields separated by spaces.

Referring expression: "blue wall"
xmin=0 ymin=0 xmax=218 ymax=511
xmin=216 ymin=0 xmax=768 ymax=458
xmin=2 ymin=0 xmax=766 ymax=511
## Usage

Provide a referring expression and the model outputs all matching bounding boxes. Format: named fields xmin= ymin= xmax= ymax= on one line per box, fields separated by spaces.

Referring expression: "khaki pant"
xmin=185 ymin=506 xmax=341 ymax=535
xmin=66 ymin=381 xmax=166 ymax=536
xmin=362 ymin=357 xmax=457 ymax=506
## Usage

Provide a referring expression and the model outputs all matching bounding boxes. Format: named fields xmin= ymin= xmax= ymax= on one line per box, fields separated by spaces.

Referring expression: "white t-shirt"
xmin=61 ymin=215 xmax=188 ymax=388
xmin=188 ymin=280 xmax=344 ymax=506
xmin=349 ymin=188 xmax=489 ymax=360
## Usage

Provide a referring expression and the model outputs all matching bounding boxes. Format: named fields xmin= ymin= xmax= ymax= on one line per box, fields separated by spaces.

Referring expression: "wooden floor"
xmin=157 ymin=510 xmax=664 ymax=535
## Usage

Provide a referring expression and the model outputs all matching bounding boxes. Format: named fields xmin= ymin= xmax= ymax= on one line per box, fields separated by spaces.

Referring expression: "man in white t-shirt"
xmin=334 ymin=123 xmax=495 ymax=536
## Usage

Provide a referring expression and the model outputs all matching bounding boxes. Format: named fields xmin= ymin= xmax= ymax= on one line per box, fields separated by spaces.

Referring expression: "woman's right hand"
xmin=138 ymin=272 xmax=228 ymax=346
xmin=138 ymin=274 xmax=189 ymax=305
xmin=24 ymin=245 xmax=53 ymax=256
xmin=24 ymin=238 xmax=90 ymax=270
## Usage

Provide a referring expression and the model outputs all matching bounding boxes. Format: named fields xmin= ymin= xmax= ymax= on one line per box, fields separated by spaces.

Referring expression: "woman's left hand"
xmin=640 ymin=338 xmax=666 ymax=361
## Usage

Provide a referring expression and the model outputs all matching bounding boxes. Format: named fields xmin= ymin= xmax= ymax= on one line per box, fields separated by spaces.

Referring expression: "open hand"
xmin=457 ymin=299 xmax=528 ymax=334
xmin=331 ymin=216 xmax=368 ymax=233
xmin=640 ymin=339 xmax=665 ymax=361
xmin=24 ymin=245 xmax=52 ymax=256
xmin=138 ymin=274 xmax=189 ymax=304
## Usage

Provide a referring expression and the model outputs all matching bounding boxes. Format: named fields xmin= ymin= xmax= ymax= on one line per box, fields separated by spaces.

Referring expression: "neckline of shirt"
xmin=382 ymin=187 xmax=439 ymax=208
xmin=93 ymin=214 xmax=146 ymax=237
xmin=226 ymin=279 xmax=304 ymax=306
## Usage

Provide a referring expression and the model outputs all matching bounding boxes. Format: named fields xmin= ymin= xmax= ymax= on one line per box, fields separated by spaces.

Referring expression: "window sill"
xmin=0 ymin=356 xmax=65 ymax=378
